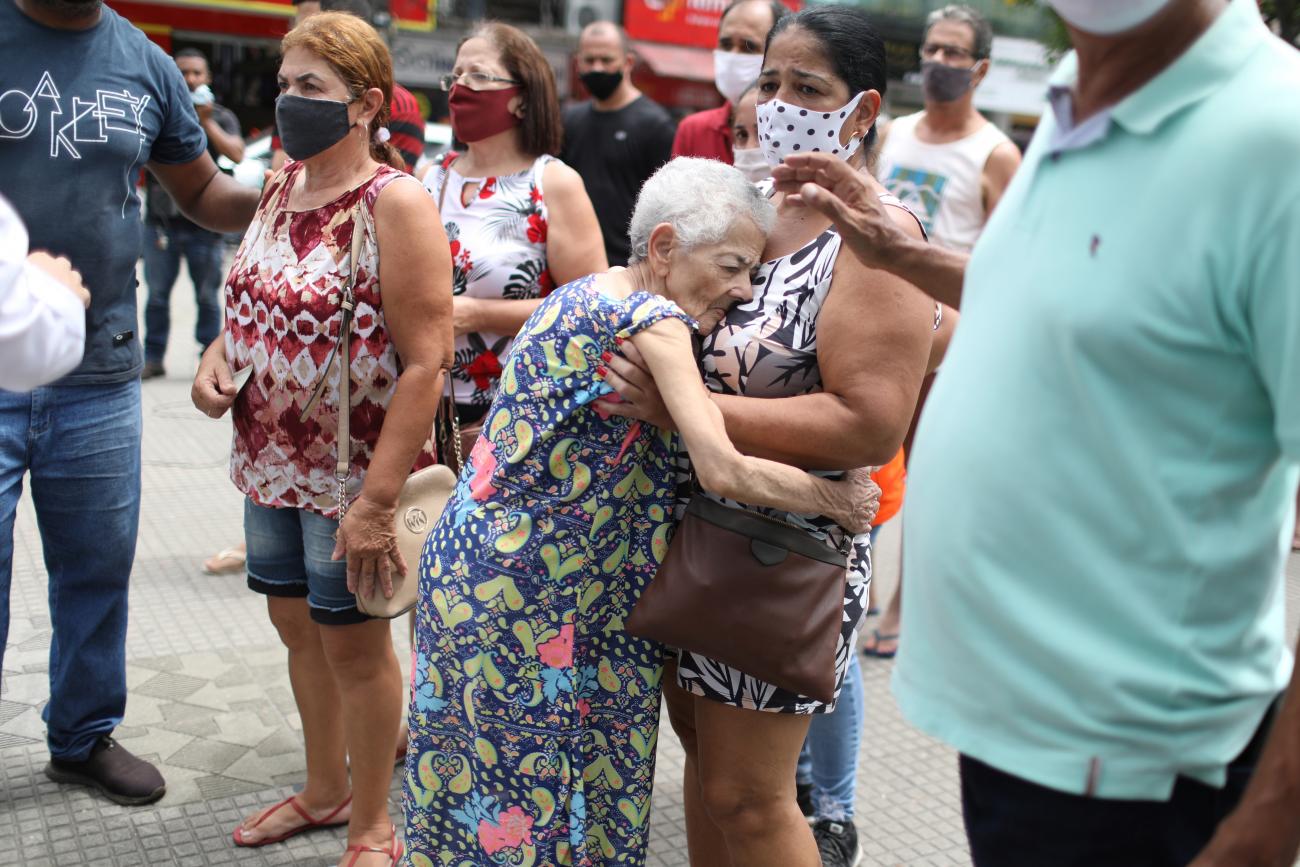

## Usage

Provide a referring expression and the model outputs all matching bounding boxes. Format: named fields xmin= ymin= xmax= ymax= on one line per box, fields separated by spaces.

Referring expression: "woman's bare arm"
xmin=453 ymin=297 xmax=545 ymax=338
xmin=451 ymin=162 xmax=607 ymax=340
xmin=338 ymin=178 xmax=454 ymax=598
xmin=542 ymin=160 xmax=608 ymax=285
xmin=631 ymin=318 xmax=874 ymax=532
xmin=713 ymin=231 xmax=933 ymax=469
xmin=602 ymin=208 xmax=934 ymax=471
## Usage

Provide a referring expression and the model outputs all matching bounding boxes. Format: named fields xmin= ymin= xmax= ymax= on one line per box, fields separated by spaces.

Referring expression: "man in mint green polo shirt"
xmin=773 ymin=0 xmax=1300 ymax=864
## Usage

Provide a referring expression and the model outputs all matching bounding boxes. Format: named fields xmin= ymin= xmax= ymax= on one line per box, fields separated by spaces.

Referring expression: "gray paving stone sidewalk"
xmin=1 ymin=273 xmax=1297 ymax=866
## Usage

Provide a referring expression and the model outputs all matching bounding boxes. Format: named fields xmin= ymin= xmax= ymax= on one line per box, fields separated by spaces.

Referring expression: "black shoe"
xmin=812 ymin=818 xmax=861 ymax=867
xmin=45 ymin=736 xmax=166 ymax=805
xmin=140 ymin=361 xmax=165 ymax=380
xmin=797 ymin=781 xmax=815 ymax=822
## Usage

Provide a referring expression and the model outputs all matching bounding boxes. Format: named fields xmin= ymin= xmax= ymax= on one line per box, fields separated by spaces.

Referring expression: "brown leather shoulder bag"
xmin=626 ymin=494 xmax=849 ymax=703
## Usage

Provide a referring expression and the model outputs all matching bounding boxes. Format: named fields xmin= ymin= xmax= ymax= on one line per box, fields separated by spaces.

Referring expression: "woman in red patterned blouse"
xmin=191 ymin=14 xmax=452 ymax=867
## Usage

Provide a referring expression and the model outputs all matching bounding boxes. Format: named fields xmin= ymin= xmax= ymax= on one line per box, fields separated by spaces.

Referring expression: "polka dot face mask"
xmin=757 ymin=91 xmax=866 ymax=167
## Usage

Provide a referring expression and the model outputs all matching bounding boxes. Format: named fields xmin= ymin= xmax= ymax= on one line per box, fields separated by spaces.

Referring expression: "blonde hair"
xmin=282 ymin=11 xmax=403 ymax=168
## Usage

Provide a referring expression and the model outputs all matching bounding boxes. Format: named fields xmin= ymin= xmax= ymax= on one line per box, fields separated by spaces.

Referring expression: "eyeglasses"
xmin=920 ymin=42 xmax=979 ymax=63
xmin=438 ymin=71 xmax=520 ymax=92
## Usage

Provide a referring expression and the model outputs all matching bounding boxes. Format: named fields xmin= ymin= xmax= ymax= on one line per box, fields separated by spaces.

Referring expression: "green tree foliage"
xmin=1005 ymin=0 xmax=1069 ymax=55
xmin=1259 ymin=0 xmax=1300 ymax=45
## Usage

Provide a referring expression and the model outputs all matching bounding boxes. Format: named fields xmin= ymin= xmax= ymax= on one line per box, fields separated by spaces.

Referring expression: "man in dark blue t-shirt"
xmin=0 ymin=0 xmax=260 ymax=805
xmin=140 ymin=47 xmax=245 ymax=380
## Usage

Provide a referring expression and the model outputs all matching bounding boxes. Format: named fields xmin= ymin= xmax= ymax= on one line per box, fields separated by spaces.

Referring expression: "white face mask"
xmin=713 ymin=51 xmax=764 ymax=105
xmin=1045 ymin=0 xmax=1174 ymax=35
xmin=732 ymin=147 xmax=771 ymax=184
xmin=757 ymin=91 xmax=866 ymax=168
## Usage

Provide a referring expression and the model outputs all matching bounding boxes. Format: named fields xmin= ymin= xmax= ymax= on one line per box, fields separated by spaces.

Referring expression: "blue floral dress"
xmin=404 ymin=275 xmax=695 ymax=867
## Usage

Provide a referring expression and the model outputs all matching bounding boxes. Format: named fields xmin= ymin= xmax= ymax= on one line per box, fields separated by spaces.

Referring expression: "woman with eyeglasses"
xmin=424 ymin=22 xmax=606 ymax=451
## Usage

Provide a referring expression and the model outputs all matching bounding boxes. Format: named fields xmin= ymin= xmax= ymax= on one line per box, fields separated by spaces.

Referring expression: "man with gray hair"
xmin=877 ymin=4 xmax=1020 ymax=253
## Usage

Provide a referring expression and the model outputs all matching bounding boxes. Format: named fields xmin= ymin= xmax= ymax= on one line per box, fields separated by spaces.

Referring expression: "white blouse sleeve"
xmin=0 ymin=195 xmax=86 ymax=391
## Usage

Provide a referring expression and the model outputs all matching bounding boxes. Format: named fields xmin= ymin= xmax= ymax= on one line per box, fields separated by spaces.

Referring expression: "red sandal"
xmin=231 ymin=793 xmax=352 ymax=847
xmin=343 ymin=826 xmax=404 ymax=866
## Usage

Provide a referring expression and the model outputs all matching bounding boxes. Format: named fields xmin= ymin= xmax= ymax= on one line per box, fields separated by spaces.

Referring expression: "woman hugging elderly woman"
xmin=405 ymin=11 xmax=936 ymax=853
xmin=401 ymin=153 xmax=887 ymax=866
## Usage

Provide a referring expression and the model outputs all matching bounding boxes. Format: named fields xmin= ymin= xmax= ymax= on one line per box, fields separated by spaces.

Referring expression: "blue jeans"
xmin=243 ymin=500 xmax=365 ymax=626
xmin=796 ymin=525 xmax=877 ymax=821
xmin=0 ymin=380 xmax=142 ymax=760
xmin=797 ymin=652 xmax=864 ymax=821
xmin=142 ymin=221 xmax=225 ymax=364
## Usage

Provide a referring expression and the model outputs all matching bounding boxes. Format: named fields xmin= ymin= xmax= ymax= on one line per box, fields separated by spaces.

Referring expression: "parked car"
xmin=219 ymin=122 xmax=454 ymax=188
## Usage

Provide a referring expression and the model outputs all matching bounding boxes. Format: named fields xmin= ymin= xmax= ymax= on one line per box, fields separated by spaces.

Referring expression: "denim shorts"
xmin=243 ymin=500 xmax=368 ymax=625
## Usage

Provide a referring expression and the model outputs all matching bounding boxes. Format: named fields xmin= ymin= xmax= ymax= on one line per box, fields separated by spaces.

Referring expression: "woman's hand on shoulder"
xmin=594 ymin=340 xmax=676 ymax=431
xmin=543 ymin=160 xmax=608 ymax=285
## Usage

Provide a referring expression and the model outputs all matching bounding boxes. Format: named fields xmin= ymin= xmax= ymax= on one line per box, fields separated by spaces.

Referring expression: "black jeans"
xmin=960 ymin=698 xmax=1279 ymax=867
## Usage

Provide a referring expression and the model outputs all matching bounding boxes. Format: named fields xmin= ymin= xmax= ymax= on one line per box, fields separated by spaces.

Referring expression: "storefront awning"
xmin=631 ymin=41 xmax=715 ymax=84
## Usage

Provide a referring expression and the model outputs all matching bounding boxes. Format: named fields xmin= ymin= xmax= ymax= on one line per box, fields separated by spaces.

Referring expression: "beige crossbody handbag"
xmin=300 ymin=208 xmax=460 ymax=619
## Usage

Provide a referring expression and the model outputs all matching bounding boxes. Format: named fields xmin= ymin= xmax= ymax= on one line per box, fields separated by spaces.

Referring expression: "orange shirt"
xmin=871 ymin=448 xmax=907 ymax=527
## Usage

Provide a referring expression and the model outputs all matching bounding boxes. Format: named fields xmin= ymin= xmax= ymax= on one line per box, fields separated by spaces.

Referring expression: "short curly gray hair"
xmin=627 ymin=157 xmax=775 ymax=264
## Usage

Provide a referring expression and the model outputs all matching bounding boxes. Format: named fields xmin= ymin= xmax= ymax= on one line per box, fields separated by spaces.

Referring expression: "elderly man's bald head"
xmin=576 ymin=20 xmax=634 ymax=84
xmin=579 ymin=20 xmax=630 ymax=54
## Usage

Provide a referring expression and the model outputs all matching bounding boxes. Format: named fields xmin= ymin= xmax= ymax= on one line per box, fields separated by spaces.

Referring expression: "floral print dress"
xmin=425 ymin=153 xmax=557 ymax=412
xmin=404 ymin=276 xmax=695 ymax=867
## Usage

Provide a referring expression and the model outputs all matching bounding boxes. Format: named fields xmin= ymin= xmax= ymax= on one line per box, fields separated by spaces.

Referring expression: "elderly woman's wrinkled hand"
xmin=333 ymin=495 xmax=408 ymax=601
xmin=594 ymin=340 xmax=676 ymax=431
xmin=831 ymin=466 xmax=881 ymax=535
xmin=772 ymin=154 xmax=906 ymax=272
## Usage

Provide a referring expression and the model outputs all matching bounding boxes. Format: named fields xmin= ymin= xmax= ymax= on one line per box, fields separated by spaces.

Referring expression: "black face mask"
xmin=275 ymin=94 xmax=355 ymax=161
xmin=580 ymin=70 xmax=623 ymax=101
xmin=921 ymin=61 xmax=976 ymax=103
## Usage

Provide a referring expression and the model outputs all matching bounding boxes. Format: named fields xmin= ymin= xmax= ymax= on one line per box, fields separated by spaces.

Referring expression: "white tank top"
xmin=875 ymin=112 xmax=1011 ymax=253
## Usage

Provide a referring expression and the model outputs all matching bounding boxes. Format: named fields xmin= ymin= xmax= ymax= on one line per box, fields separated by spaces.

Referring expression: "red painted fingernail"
xmin=600 ymin=351 xmax=613 ymax=363
xmin=596 ymin=365 xmax=608 ymax=377
xmin=615 ymin=336 xmax=625 ymax=345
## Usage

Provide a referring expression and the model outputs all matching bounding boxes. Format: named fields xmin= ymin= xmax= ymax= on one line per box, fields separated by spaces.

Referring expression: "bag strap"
xmin=299 ymin=206 xmax=364 ymax=517
xmin=433 ymin=154 xmax=467 ymax=473
xmin=435 ymin=152 xmax=457 ymax=213
xmin=443 ymin=370 xmax=466 ymax=472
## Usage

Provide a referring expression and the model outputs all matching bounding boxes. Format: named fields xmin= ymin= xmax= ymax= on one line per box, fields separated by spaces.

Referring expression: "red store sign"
xmin=624 ymin=0 xmax=799 ymax=49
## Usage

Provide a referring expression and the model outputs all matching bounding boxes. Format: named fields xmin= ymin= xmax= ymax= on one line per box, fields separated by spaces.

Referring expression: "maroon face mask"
xmin=448 ymin=84 xmax=522 ymax=143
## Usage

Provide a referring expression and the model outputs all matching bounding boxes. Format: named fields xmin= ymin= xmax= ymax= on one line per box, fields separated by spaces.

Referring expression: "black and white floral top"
xmin=695 ymin=223 xmax=872 ymax=588
xmin=673 ymin=188 xmax=919 ymax=713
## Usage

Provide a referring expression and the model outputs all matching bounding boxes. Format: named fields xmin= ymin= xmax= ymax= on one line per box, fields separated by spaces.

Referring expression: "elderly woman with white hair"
xmin=402 ymin=157 xmax=877 ymax=866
